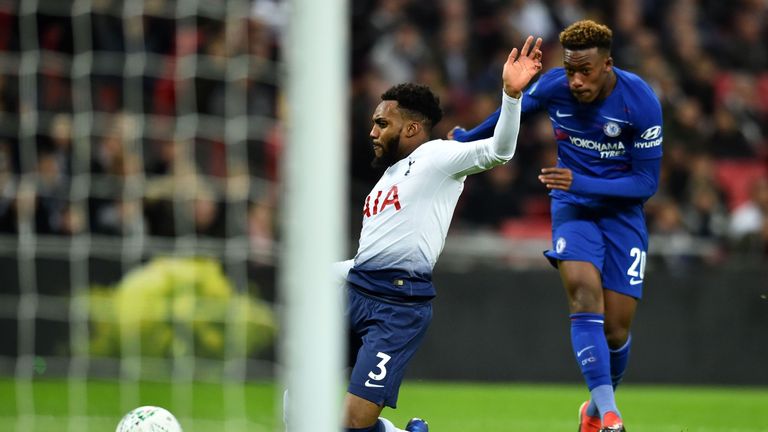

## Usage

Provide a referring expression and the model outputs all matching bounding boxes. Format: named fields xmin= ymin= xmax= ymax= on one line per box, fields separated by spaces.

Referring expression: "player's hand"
xmin=503 ymin=35 xmax=543 ymax=98
xmin=539 ymin=167 xmax=573 ymax=191
xmin=447 ymin=126 xmax=465 ymax=140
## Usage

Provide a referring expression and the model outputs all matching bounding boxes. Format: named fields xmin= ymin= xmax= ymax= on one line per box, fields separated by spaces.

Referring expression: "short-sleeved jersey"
xmin=349 ymin=136 xmax=511 ymax=298
xmin=523 ymin=67 xmax=663 ymax=207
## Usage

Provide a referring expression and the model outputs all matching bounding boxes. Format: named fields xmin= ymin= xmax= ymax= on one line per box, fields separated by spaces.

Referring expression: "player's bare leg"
xmin=559 ymin=260 xmax=604 ymax=314
xmin=343 ymin=393 xmax=420 ymax=432
xmin=569 ymin=285 xmax=637 ymax=431
xmin=603 ymin=290 xmax=636 ymax=350
xmin=558 ymin=260 xmax=623 ymax=429
xmin=344 ymin=393 xmax=384 ymax=429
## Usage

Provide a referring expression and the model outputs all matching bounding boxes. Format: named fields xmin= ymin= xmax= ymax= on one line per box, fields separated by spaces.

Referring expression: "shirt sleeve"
xmin=432 ymin=92 xmax=522 ymax=177
xmin=629 ymin=81 xmax=664 ymax=160
xmin=452 ymin=109 xmax=500 ymax=142
xmin=569 ymin=157 xmax=661 ymax=199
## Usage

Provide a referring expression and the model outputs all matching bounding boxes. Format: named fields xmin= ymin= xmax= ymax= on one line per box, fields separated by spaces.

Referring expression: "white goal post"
xmin=281 ymin=0 xmax=349 ymax=431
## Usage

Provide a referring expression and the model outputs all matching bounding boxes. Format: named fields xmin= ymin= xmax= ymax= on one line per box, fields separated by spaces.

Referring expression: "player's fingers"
xmin=532 ymin=37 xmax=543 ymax=57
xmin=539 ymin=174 xmax=572 ymax=185
xmin=533 ymin=49 xmax=543 ymax=65
xmin=519 ymin=35 xmax=533 ymax=57
xmin=544 ymin=177 xmax=570 ymax=186
xmin=507 ymin=48 xmax=519 ymax=63
xmin=540 ymin=167 xmax=565 ymax=174
xmin=547 ymin=184 xmax=569 ymax=191
xmin=541 ymin=168 xmax=572 ymax=180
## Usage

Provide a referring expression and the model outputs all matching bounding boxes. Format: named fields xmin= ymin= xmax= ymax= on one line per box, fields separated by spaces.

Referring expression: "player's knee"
xmin=604 ymin=326 xmax=629 ymax=349
xmin=566 ymin=285 xmax=603 ymax=313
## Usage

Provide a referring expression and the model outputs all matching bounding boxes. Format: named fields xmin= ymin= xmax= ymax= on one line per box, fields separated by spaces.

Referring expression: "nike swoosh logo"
xmin=629 ymin=278 xmax=643 ymax=285
xmin=556 ymin=109 xmax=573 ymax=118
xmin=576 ymin=345 xmax=595 ymax=357
xmin=364 ymin=380 xmax=384 ymax=388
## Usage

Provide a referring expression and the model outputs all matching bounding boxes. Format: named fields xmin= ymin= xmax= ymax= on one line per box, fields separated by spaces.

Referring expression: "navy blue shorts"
xmin=346 ymin=287 xmax=432 ymax=408
xmin=544 ymin=200 xmax=649 ymax=299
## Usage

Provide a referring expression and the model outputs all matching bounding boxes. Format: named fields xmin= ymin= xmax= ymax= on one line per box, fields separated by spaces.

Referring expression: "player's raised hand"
xmin=502 ymin=35 xmax=543 ymax=98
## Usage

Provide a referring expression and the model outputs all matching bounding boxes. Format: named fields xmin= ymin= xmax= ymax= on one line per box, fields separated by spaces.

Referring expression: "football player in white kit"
xmin=339 ymin=36 xmax=543 ymax=432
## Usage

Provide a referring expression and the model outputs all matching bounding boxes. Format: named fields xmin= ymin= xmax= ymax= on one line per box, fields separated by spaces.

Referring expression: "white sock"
xmin=379 ymin=417 xmax=407 ymax=432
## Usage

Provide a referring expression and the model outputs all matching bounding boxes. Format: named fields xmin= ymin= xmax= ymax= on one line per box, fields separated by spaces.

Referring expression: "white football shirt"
xmin=340 ymin=93 xmax=522 ymax=292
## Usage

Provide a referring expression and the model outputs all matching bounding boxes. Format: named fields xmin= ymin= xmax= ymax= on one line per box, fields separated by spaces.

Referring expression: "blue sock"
xmin=587 ymin=334 xmax=632 ymax=417
xmin=570 ymin=313 xmax=618 ymax=419
xmin=591 ymin=384 xmax=620 ymax=420
xmin=610 ymin=334 xmax=632 ymax=388
xmin=347 ymin=419 xmax=385 ymax=432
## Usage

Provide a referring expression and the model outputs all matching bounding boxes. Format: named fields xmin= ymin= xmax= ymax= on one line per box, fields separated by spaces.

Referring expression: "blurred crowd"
xmin=0 ymin=0 xmax=766 ymax=267
xmin=348 ymin=0 xmax=768 ymax=263
xmin=0 ymin=0 xmax=279 ymax=266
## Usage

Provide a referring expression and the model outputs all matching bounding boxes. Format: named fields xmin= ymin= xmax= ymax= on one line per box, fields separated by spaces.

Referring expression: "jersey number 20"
xmin=627 ymin=247 xmax=646 ymax=281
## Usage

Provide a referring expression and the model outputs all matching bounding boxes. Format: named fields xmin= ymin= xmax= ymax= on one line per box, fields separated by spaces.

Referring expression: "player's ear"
xmin=404 ymin=121 xmax=421 ymax=138
xmin=605 ymin=55 xmax=614 ymax=70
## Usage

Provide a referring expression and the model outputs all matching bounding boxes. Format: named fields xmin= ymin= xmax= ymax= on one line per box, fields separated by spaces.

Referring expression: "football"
xmin=115 ymin=406 xmax=183 ymax=432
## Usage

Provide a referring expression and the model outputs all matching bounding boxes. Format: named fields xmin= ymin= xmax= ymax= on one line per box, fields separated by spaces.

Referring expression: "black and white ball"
xmin=115 ymin=406 xmax=183 ymax=432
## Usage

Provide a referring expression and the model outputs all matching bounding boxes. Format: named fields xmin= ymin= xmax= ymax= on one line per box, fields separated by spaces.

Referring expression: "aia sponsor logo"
xmin=363 ymin=185 xmax=402 ymax=218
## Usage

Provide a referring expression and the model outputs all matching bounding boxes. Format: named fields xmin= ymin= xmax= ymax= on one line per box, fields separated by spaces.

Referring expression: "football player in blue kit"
xmin=334 ymin=37 xmax=543 ymax=432
xmin=451 ymin=20 xmax=663 ymax=432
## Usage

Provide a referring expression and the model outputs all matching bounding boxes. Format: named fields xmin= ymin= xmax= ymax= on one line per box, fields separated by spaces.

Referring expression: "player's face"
xmin=369 ymin=100 xmax=403 ymax=168
xmin=563 ymin=47 xmax=614 ymax=103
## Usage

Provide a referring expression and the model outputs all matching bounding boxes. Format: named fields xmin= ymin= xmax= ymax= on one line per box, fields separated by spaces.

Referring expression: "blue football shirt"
xmin=454 ymin=66 xmax=663 ymax=208
xmin=523 ymin=66 xmax=663 ymax=207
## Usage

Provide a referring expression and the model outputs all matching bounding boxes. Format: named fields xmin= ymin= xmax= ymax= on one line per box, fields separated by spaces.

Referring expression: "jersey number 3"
xmin=368 ymin=352 xmax=392 ymax=381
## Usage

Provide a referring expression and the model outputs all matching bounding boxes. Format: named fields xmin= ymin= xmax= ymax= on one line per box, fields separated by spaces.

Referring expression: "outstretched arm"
xmin=487 ymin=36 xmax=543 ymax=158
xmin=451 ymin=38 xmax=542 ymax=143
xmin=436 ymin=36 xmax=542 ymax=177
xmin=449 ymin=110 xmax=500 ymax=142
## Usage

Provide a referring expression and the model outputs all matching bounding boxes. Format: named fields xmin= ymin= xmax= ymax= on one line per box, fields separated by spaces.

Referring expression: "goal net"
xmin=0 ymin=0 xmax=293 ymax=430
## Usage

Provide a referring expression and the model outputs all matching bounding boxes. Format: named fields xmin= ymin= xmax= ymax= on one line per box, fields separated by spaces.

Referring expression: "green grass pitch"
xmin=1 ymin=378 xmax=766 ymax=431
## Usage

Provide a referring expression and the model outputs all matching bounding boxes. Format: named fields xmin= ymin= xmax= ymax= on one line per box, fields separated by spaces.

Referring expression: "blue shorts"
xmin=346 ymin=287 xmax=432 ymax=408
xmin=544 ymin=200 xmax=649 ymax=299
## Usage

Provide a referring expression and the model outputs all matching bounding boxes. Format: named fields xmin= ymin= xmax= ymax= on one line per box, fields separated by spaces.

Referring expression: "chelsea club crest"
xmin=603 ymin=121 xmax=621 ymax=137
xmin=556 ymin=237 xmax=567 ymax=254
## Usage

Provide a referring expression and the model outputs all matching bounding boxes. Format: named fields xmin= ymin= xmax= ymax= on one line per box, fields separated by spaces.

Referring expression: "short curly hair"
xmin=559 ymin=20 xmax=612 ymax=52
xmin=381 ymin=83 xmax=443 ymax=129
